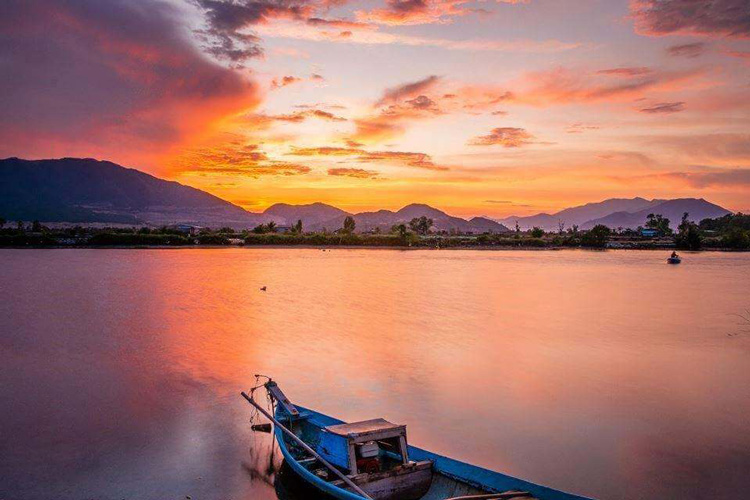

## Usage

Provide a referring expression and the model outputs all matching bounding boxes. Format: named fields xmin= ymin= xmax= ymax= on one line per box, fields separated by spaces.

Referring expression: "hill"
xmin=301 ymin=204 xmax=510 ymax=233
xmin=264 ymin=202 xmax=348 ymax=227
xmin=0 ymin=157 xmax=266 ymax=228
xmin=582 ymin=198 xmax=731 ymax=229
xmin=499 ymin=197 xmax=730 ymax=231
xmin=498 ymin=198 xmax=660 ymax=231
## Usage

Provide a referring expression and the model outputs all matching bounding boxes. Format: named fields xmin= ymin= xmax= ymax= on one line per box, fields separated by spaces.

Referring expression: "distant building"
xmin=640 ymin=228 xmax=659 ymax=237
xmin=172 ymin=224 xmax=202 ymax=235
xmin=274 ymin=226 xmax=292 ymax=233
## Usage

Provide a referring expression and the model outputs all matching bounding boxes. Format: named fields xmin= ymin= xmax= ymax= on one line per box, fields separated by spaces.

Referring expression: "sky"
xmin=1 ymin=0 xmax=749 ymax=217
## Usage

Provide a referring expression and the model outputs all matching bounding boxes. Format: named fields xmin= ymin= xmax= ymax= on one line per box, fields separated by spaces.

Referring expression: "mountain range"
xmin=0 ymin=157 xmax=733 ymax=232
xmin=499 ymin=197 xmax=731 ymax=231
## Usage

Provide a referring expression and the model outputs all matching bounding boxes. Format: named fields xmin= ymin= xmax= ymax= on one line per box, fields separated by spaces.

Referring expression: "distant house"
xmin=172 ymin=224 xmax=202 ymax=235
xmin=640 ymin=228 xmax=659 ymax=237
xmin=274 ymin=226 xmax=292 ymax=233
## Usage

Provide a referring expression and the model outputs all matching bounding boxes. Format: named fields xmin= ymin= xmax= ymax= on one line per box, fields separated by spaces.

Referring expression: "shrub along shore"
xmin=1 ymin=213 xmax=748 ymax=250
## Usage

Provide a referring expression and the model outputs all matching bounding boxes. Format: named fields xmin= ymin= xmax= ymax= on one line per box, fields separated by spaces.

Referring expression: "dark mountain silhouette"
xmin=582 ymin=198 xmax=731 ymax=229
xmin=301 ymin=203 xmax=509 ymax=233
xmin=264 ymin=202 xmax=348 ymax=226
xmin=0 ymin=157 xmax=266 ymax=227
xmin=1 ymin=158 xmax=731 ymax=233
xmin=498 ymin=197 xmax=661 ymax=231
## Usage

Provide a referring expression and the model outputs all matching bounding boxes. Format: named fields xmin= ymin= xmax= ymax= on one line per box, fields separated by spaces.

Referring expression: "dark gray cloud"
xmin=376 ymin=75 xmax=441 ymax=106
xmin=631 ymin=0 xmax=750 ymax=39
xmin=640 ymin=101 xmax=686 ymax=114
xmin=0 ymin=0 xmax=257 ymax=158
xmin=195 ymin=0 xmax=318 ymax=61
xmin=667 ymin=42 xmax=706 ymax=58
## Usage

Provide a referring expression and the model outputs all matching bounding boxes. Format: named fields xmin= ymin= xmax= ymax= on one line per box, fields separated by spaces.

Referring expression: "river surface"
xmin=1 ymin=248 xmax=749 ymax=500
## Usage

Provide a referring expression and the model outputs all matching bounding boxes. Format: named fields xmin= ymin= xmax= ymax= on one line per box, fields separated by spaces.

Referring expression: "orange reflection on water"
xmin=1 ymin=248 xmax=749 ymax=500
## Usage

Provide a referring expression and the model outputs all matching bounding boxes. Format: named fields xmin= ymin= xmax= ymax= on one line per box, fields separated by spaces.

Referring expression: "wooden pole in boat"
xmin=240 ymin=391 xmax=374 ymax=500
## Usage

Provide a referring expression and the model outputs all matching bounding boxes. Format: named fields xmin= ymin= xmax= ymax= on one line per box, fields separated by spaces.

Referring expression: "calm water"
xmin=1 ymin=249 xmax=749 ymax=500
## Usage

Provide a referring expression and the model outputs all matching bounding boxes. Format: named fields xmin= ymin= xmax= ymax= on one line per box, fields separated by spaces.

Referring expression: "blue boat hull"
xmin=273 ymin=405 xmax=594 ymax=500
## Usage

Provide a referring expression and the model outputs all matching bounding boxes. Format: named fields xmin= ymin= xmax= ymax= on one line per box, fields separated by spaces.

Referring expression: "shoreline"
xmin=0 ymin=244 xmax=747 ymax=252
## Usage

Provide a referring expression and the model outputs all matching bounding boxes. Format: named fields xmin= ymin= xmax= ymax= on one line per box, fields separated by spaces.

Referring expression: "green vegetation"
xmin=530 ymin=227 xmax=544 ymax=238
xmin=409 ymin=216 xmax=433 ymax=235
xmin=675 ymin=212 xmax=702 ymax=250
xmin=0 ymin=212 xmax=748 ymax=250
xmin=699 ymin=213 xmax=750 ymax=249
xmin=342 ymin=216 xmax=356 ymax=234
xmin=580 ymin=224 xmax=611 ymax=248
xmin=645 ymin=213 xmax=673 ymax=236
xmin=252 ymin=221 xmax=277 ymax=234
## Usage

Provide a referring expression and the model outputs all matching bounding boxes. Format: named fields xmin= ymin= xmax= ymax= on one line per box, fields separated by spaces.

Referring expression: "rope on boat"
xmin=240 ymin=390 xmax=374 ymax=500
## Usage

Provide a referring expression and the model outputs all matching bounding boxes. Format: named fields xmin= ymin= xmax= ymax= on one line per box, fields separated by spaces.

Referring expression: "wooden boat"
xmin=241 ymin=380 xmax=593 ymax=500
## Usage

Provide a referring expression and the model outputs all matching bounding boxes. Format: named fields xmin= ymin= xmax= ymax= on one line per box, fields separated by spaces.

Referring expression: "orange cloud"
xmin=468 ymin=127 xmax=535 ymax=147
xmin=288 ymin=146 xmax=448 ymax=170
xmin=173 ymin=142 xmax=312 ymax=178
xmin=273 ymin=109 xmax=347 ymax=122
xmin=328 ymin=167 xmax=380 ymax=178
xmin=271 ymin=75 xmax=303 ymax=88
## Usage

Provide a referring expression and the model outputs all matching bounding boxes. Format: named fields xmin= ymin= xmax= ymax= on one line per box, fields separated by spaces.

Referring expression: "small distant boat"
xmin=242 ymin=380 xmax=592 ymax=500
xmin=667 ymin=255 xmax=681 ymax=264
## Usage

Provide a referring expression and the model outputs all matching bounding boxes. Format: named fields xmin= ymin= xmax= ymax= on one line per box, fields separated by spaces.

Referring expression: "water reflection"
xmin=1 ymin=249 xmax=749 ymax=500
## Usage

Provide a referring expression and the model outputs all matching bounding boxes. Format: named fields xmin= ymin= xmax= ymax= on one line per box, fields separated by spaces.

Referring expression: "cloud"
xmin=377 ymin=76 xmax=442 ymax=106
xmin=566 ymin=123 xmax=600 ymax=133
xmin=485 ymin=200 xmax=532 ymax=207
xmin=0 ymin=0 xmax=259 ymax=165
xmin=640 ymin=101 xmax=686 ymax=113
xmin=356 ymin=0 xmax=528 ymax=26
xmin=667 ymin=42 xmax=707 ymax=58
xmin=723 ymin=48 xmax=750 ymax=60
xmin=195 ymin=0 xmax=318 ymax=61
xmin=288 ymin=146 xmax=448 ymax=170
xmin=306 ymin=17 xmax=376 ymax=30
xmin=469 ymin=127 xmax=535 ymax=147
xmin=511 ymin=66 xmax=708 ymax=105
xmin=624 ymin=168 xmax=750 ymax=188
xmin=175 ymin=142 xmax=311 ymax=177
xmin=358 ymin=151 xmax=446 ymax=170
xmin=597 ymin=67 xmax=653 ymax=76
xmin=630 ymin=0 xmax=750 ymax=39
xmin=643 ymin=133 xmax=750 ymax=163
xmin=272 ymin=109 xmax=347 ymax=122
xmin=272 ymin=75 xmax=304 ymax=88
xmin=328 ymin=167 xmax=380 ymax=178
xmin=290 ymin=146 xmax=363 ymax=156
xmin=254 ymin=20 xmax=582 ymax=53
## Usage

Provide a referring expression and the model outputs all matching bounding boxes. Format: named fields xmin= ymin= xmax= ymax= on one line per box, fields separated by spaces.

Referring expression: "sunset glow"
xmin=1 ymin=0 xmax=749 ymax=216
